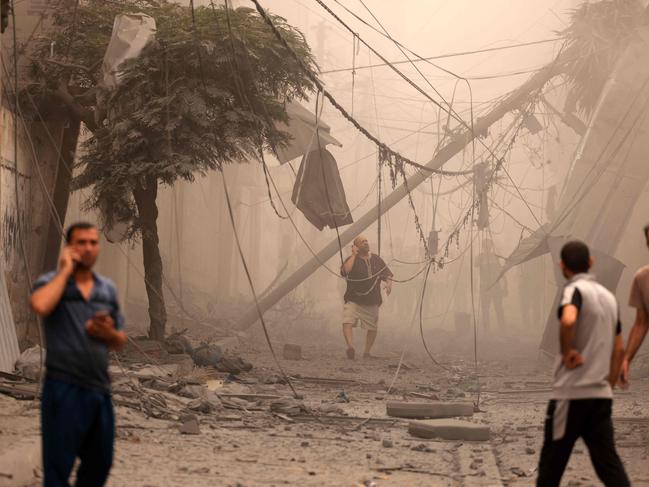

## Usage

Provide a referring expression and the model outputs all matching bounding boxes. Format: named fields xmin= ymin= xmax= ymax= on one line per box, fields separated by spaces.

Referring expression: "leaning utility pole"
xmin=235 ymin=54 xmax=566 ymax=331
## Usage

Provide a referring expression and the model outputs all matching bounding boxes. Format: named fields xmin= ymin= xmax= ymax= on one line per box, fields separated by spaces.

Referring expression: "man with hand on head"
xmin=536 ymin=240 xmax=628 ymax=487
xmin=340 ymin=235 xmax=393 ymax=360
xmin=31 ymin=222 xmax=126 ymax=487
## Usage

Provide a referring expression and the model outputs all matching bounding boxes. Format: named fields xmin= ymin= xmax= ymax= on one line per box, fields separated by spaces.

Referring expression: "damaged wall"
xmin=1 ymin=0 xmax=71 ymax=347
xmin=0 ymin=105 xmax=65 ymax=346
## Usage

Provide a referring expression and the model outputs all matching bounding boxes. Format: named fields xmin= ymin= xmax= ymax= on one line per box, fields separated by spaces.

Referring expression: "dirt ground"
xmin=1 ymin=331 xmax=648 ymax=487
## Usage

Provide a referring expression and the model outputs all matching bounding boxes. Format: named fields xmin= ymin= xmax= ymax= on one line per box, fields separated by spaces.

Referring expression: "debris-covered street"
xmin=3 ymin=0 xmax=649 ymax=486
xmin=2 ymin=333 xmax=649 ymax=486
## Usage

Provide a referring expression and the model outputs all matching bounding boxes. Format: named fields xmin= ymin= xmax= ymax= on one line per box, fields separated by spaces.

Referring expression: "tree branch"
xmin=41 ymin=58 xmax=94 ymax=74
xmin=52 ymin=80 xmax=97 ymax=132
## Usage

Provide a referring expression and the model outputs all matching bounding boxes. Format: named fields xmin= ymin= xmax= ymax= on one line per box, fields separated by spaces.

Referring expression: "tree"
xmin=560 ymin=0 xmax=646 ymax=115
xmin=26 ymin=0 xmax=317 ymax=340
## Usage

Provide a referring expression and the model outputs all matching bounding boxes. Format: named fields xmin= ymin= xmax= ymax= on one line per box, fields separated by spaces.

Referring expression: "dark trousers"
xmin=537 ymin=398 xmax=629 ymax=487
xmin=41 ymin=378 xmax=115 ymax=487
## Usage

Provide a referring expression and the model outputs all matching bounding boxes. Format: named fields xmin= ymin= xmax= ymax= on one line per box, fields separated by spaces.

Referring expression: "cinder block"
xmin=386 ymin=401 xmax=474 ymax=419
xmin=408 ymin=419 xmax=490 ymax=441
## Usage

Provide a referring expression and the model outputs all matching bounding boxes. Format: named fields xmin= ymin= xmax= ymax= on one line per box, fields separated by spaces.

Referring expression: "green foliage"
xmin=561 ymin=0 xmax=646 ymax=115
xmin=28 ymin=0 xmax=316 ymax=233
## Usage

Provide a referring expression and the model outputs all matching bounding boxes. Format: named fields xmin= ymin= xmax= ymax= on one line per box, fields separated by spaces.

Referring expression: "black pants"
xmin=537 ymin=398 xmax=629 ymax=487
xmin=42 ymin=378 xmax=115 ymax=487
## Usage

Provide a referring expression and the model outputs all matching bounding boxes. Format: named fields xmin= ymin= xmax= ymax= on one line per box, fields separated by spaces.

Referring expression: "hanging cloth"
xmin=291 ymin=148 xmax=353 ymax=230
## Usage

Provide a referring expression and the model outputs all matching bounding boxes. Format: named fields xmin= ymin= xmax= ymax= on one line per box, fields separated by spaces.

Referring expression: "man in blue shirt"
xmin=31 ymin=222 xmax=126 ymax=487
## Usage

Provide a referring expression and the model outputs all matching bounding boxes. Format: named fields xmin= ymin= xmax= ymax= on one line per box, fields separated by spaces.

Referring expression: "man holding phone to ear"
xmin=340 ymin=235 xmax=393 ymax=360
xmin=31 ymin=222 xmax=126 ymax=487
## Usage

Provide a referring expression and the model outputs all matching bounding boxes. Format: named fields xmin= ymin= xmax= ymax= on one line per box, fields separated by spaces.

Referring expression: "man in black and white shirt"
xmin=537 ymin=240 xmax=629 ymax=487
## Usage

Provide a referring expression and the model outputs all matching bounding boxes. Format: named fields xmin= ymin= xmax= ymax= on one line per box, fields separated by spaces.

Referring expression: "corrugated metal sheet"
xmin=0 ymin=265 xmax=20 ymax=372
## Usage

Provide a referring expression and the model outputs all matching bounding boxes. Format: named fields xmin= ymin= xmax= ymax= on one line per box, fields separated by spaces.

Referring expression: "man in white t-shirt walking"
xmin=536 ymin=240 xmax=629 ymax=487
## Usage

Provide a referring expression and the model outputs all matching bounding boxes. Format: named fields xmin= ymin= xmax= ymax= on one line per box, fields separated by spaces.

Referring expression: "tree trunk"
xmin=42 ymin=117 xmax=81 ymax=273
xmin=133 ymin=175 xmax=167 ymax=341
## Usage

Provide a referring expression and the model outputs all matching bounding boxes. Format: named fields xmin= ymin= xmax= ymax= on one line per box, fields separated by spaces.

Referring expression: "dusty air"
xmin=2 ymin=0 xmax=649 ymax=486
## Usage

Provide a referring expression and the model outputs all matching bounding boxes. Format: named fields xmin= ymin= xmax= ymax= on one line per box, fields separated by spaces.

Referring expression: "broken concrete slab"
xmin=282 ymin=344 xmax=302 ymax=360
xmin=386 ymin=401 xmax=474 ymax=419
xmin=408 ymin=419 xmax=490 ymax=441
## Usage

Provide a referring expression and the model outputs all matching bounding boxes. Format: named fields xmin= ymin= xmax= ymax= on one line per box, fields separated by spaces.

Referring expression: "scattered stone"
xmin=411 ymin=443 xmax=435 ymax=453
xmin=216 ymin=354 xmax=253 ymax=374
xmin=164 ymin=332 xmax=193 ymax=355
xmin=336 ymin=390 xmax=350 ymax=403
xmin=301 ymin=441 xmax=309 ymax=447
xmin=177 ymin=384 xmax=205 ymax=399
xmin=511 ymin=467 xmax=527 ymax=477
xmin=14 ymin=346 xmax=43 ymax=381
xmin=319 ymin=402 xmax=344 ymax=415
xmin=192 ymin=344 xmax=220 ymax=366
xmin=525 ymin=447 xmax=536 ymax=455
xmin=382 ymin=439 xmax=393 ymax=448
xmin=270 ymin=398 xmax=309 ymax=416
xmin=179 ymin=415 xmax=201 ymax=435
xmin=408 ymin=419 xmax=490 ymax=441
xmin=386 ymin=401 xmax=474 ymax=419
xmin=282 ymin=344 xmax=303 ymax=360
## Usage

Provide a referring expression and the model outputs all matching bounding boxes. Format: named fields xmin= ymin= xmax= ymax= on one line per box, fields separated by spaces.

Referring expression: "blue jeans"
xmin=41 ymin=378 xmax=114 ymax=487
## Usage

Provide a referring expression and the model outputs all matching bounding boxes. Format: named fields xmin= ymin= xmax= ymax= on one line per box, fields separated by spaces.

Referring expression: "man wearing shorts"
xmin=340 ymin=235 xmax=393 ymax=359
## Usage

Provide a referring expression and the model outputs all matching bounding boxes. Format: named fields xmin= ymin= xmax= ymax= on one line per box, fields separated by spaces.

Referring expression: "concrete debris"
xmin=164 ymin=331 xmax=193 ymax=355
xmin=408 ymin=419 xmax=490 ymax=441
xmin=318 ymin=402 xmax=345 ymax=415
xmin=187 ymin=393 xmax=223 ymax=414
xmin=335 ymin=390 xmax=350 ymax=403
xmin=13 ymin=346 xmax=42 ymax=381
xmin=179 ymin=414 xmax=201 ymax=435
xmin=270 ymin=398 xmax=309 ymax=416
xmin=386 ymin=401 xmax=474 ymax=419
xmin=192 ymin=344 xmax=224 ymax=367
xmin=214 ymin=354 xmax=253 ymax=375
xmin=408 ymin=392 xmax=440 ymax=401
xmin=0 ymin=381 xmax=38 ymax=400
xmin=282 ymin=344 xmax=303 ymax=360
xmin=510 ymin=466 xmax=527 ymax=477
xmin=411 ymin=443 xmax=435 ymax=453
xmin=173 ymin=384 xmax=205 ymax=399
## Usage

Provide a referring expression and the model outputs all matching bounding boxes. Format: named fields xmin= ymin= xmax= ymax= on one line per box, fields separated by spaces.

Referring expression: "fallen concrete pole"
xmin=235 ymin=55 xmax=567 ymax=331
